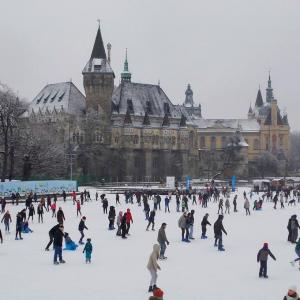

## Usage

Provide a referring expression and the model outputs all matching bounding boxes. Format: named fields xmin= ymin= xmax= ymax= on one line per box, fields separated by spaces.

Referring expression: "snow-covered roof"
xmin=82 ymin=58 xmax=113 ymax=74
xmin=112 ymin=81 xmax=182 ymax=118
xmin=193 ymin=118 xmax=260 ymax=132
xmin=26 ymin=82 xmax=86 ymax=116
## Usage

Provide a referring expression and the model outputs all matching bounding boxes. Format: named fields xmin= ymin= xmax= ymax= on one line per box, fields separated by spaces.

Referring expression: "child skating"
xmin=83 ymin=238 xmax=93 ymax=263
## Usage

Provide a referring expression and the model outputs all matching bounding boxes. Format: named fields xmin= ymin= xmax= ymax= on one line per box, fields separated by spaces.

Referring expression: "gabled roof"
xmin=26 ymin=82 xmax=85 ymax=116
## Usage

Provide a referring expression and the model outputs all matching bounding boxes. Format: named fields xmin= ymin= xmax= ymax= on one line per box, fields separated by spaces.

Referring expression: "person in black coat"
xmin=257 ymin=243 xmax=276 ymax=278
xmin=57 ymin=207 xmax=65 ymax=224
xmin=45 ymin=223 xmax=62 ymax=250
xmin=102 ymin=198 xmax=108 ymax=214
xmin=213 ymin=215 xmax=227 ymax=251
xmin=15 ymin=212 xmax=23 ymax=240
xmin=147 ymin=210 xmax=156 ymax=231
xmin=121 ymin=213 xmax=127 ymax=239
xmin=201 ymin=213 xmax=211 ymax=239
xmin=62 ymin=191 xmax=67 ymax=202
xmin=53 ymin=224 xmax=65 ymax=264
xmin=37 ymin=203 xmax=44 ymax=223
xmin=108 ymin=206 xmax=116 ymax=230
xmin=28 ymin=204 xmax=35 ymax=221
xmin=78 ymin=216 xmax=88 ymax=244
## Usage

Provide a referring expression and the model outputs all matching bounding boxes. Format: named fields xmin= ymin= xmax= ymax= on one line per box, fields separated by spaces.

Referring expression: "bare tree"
xmin=0 ymin=83 xmax=26 ymax=181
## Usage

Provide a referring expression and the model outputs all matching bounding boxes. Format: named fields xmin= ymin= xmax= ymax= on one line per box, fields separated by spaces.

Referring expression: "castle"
xmin=22 ymin=25 xmax=290 ymax=182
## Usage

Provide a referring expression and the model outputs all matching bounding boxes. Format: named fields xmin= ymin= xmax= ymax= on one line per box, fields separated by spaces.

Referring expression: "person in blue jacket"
xmin=63 ymin=232 xmax=78 ymax=250
xmin=83 ymin=238 xmax=93 ymax=263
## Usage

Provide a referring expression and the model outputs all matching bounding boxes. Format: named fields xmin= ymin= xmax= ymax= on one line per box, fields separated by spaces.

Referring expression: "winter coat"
xmin=16 ymin=213 xmax=23 ymax=228
xmin=149 ymin=297 xmax=163 ymax=300
xmin=108 ymin=208 xmax=116 ymax=220
xmin=201 ymin=216 xmax=211 ymax=227
xmin=214 ymin=218 xmax=227 ymax=236
xmin=57 ymin=210 xmax=65 ymax=223
xmin=28 ymin=206 xmax=35 ymax=216
xmin=225 ymin=199 xmax=230 ymax=207
xmin=257 ymin=247 xmax=276 ymax=262
xmin=157 ymin=227 xmax=169 ymax=244
xmin=37 ymin=205 xmax=44 ymax=214
xmin=49 ymin=224 xmax=60 ymax=236
xmin=53 ymin=229 xmax=64 ymax=247
xmin=83 ymin=242 xmax=93 ymax=253
xmin=1 ymin=212 xmax=12 ymax=223
xmin=117 ymin=213 xmax=123 ymax=227
xmin=178 ymin=215 xmax=187 ymax=229
xmin=244 ymin=199 xmax=250 ymax=209
xmin=78 ymin=220 xmax=88 ymax=231
xmin=102 ymin=199 xmax=108 ymax=208
xmin=147 ymin=244 xmax=160 ymax=271
xmin=126 ymin=210 xmax=133 ymax=224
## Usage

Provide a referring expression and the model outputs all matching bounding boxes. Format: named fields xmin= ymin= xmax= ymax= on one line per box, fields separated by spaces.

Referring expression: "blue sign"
xmin=232 ymin=176 xmax=236 ymax=192
xmin=0 ymin=180 xmax=77 ymax=197
xmin=186 ymin=176 xmax=191 ymax=191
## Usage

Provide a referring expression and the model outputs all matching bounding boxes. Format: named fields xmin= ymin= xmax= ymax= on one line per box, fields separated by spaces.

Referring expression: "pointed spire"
xmin=266 ymin=71 xmax=274 ymax=103
xmin=121 ymin=48 xmax=131 ymax=83
xmin=248 ymin=104 xmax=253 ymax=114
xmin=90 ymin=23 xmax=107 ymax=59
xmin=255 ymin=88 xmax=264 ymax=107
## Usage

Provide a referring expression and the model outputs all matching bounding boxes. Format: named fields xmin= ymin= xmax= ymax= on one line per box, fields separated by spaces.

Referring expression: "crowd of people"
xmin=0 ymin=184 xmax=300 ymax=299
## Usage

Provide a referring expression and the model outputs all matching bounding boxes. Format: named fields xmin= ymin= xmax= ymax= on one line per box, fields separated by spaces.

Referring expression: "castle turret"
xmin=184 ymin=84 xmax=194 ymax=107
xmin=82 ymin=24 xmax=115 ymax=124
xmin=266 ymin=73 xmax=274 ymax=103
xmin=121 ymin=48 xmax=132 ymax=83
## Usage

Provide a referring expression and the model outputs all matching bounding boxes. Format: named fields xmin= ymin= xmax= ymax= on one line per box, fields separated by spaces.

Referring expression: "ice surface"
xmin=0 ymin=187 xmax=298 ymax=300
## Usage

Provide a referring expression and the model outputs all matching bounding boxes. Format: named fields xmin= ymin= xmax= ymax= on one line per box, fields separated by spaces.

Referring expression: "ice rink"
xmin=0 ymin=187 xmax=299 ymax=300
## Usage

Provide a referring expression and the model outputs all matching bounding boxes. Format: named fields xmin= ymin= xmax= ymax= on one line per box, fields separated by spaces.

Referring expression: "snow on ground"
xmin=0 ymin=187 xmax=299 ymax=300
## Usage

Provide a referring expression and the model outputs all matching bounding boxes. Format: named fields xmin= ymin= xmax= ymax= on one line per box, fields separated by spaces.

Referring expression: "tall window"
xmin=211 ymin=136 xmax=216 ymax=150
xmin=164 ymin=103 xmax=170 ymax=116
xmin=200 ymin=136 xmax=206 ymax=149
xmin=221 ymin=136 xmax=227 ymax=148
xmin=127 ymin=99 xmax=134 ymax=114
xmin=254 ymin=139 xmax=260 ymax=150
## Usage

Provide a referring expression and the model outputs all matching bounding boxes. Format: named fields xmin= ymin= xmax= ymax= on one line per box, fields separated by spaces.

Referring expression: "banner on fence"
xmin=166 ymin=177 xmax=175 ymax=189
xmin=0 ymin=180 xmax=77 ymax=197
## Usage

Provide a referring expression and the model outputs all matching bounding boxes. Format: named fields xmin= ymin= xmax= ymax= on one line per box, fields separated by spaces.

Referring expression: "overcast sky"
xmin=0 ymin=0 xmax=299 ymax=130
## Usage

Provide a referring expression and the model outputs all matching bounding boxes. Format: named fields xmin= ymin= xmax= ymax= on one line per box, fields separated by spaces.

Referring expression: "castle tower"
xmin=266 ymin=73 xmax=274 ymax=103
xmin=82 ymin=24 xmax=115 ymax=124
xmin=121 ymin=49 xmax=132 ymax=82
xmin=184 ymin=84 xmax=194 ymax=107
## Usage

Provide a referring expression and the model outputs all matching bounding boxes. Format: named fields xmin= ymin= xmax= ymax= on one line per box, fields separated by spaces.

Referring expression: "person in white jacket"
xmin=244 ymin=198 xmax=250 ymax=216
xmin=147 ymin=244 xmax=161 ymax=293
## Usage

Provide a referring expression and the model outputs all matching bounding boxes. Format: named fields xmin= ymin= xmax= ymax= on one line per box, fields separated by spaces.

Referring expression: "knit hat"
xmin=153 ymin=288 xmax=164 ymax=298
xmin=288 ymin=286 xmax=297 ymax=295
xmin=263 ymin=242 xmax=268 ymax=248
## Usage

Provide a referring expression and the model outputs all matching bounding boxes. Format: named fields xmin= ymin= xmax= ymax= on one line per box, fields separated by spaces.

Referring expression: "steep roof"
xmin=255 ymin=89 xmax=264 ymax=107
xmin=112 ymin=82 xmax=181 ymax=118
xmin=26 ymin=82 xmax=85 ymax=116
xmin=90 ymin=26 xmax=107 ymax=59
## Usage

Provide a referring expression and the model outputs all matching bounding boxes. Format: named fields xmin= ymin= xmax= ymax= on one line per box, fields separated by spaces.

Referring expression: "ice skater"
xmin=147 ymin=244 xmax=161 ymax=292
xmin=147 ymin=209 xmax=156 ymax=231
xmin=53 ymin=224 xmax=65 ymax=265
xmin=290 ymin=237 xmax=300 ymax=270
xmin=78 ymin=216 xmax=88 ymax=245
xmin=1 ymin=210 xmax=12 ymax=233
xmin=257 ymin=242 xmax=276 ymax=278
xmin=157 ymin=223 xmax=169 ymax=259
xmin=83 ymin=238 xmax=93 ymax=263
xmin=214 ymin=215 xmax=227 ymax=251
xmin=201 ymin=213 xmax=211 ymax=239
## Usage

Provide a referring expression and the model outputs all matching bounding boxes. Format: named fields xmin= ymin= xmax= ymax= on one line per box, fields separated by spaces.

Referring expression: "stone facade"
xmin=22 ymin=25 xmax=290 ymax=181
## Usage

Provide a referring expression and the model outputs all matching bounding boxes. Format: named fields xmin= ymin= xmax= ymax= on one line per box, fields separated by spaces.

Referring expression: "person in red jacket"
xmin=76 ymin=200 xmax=82 ymax=217
xmin=126 ymin=208 xmax=133 ymax=235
